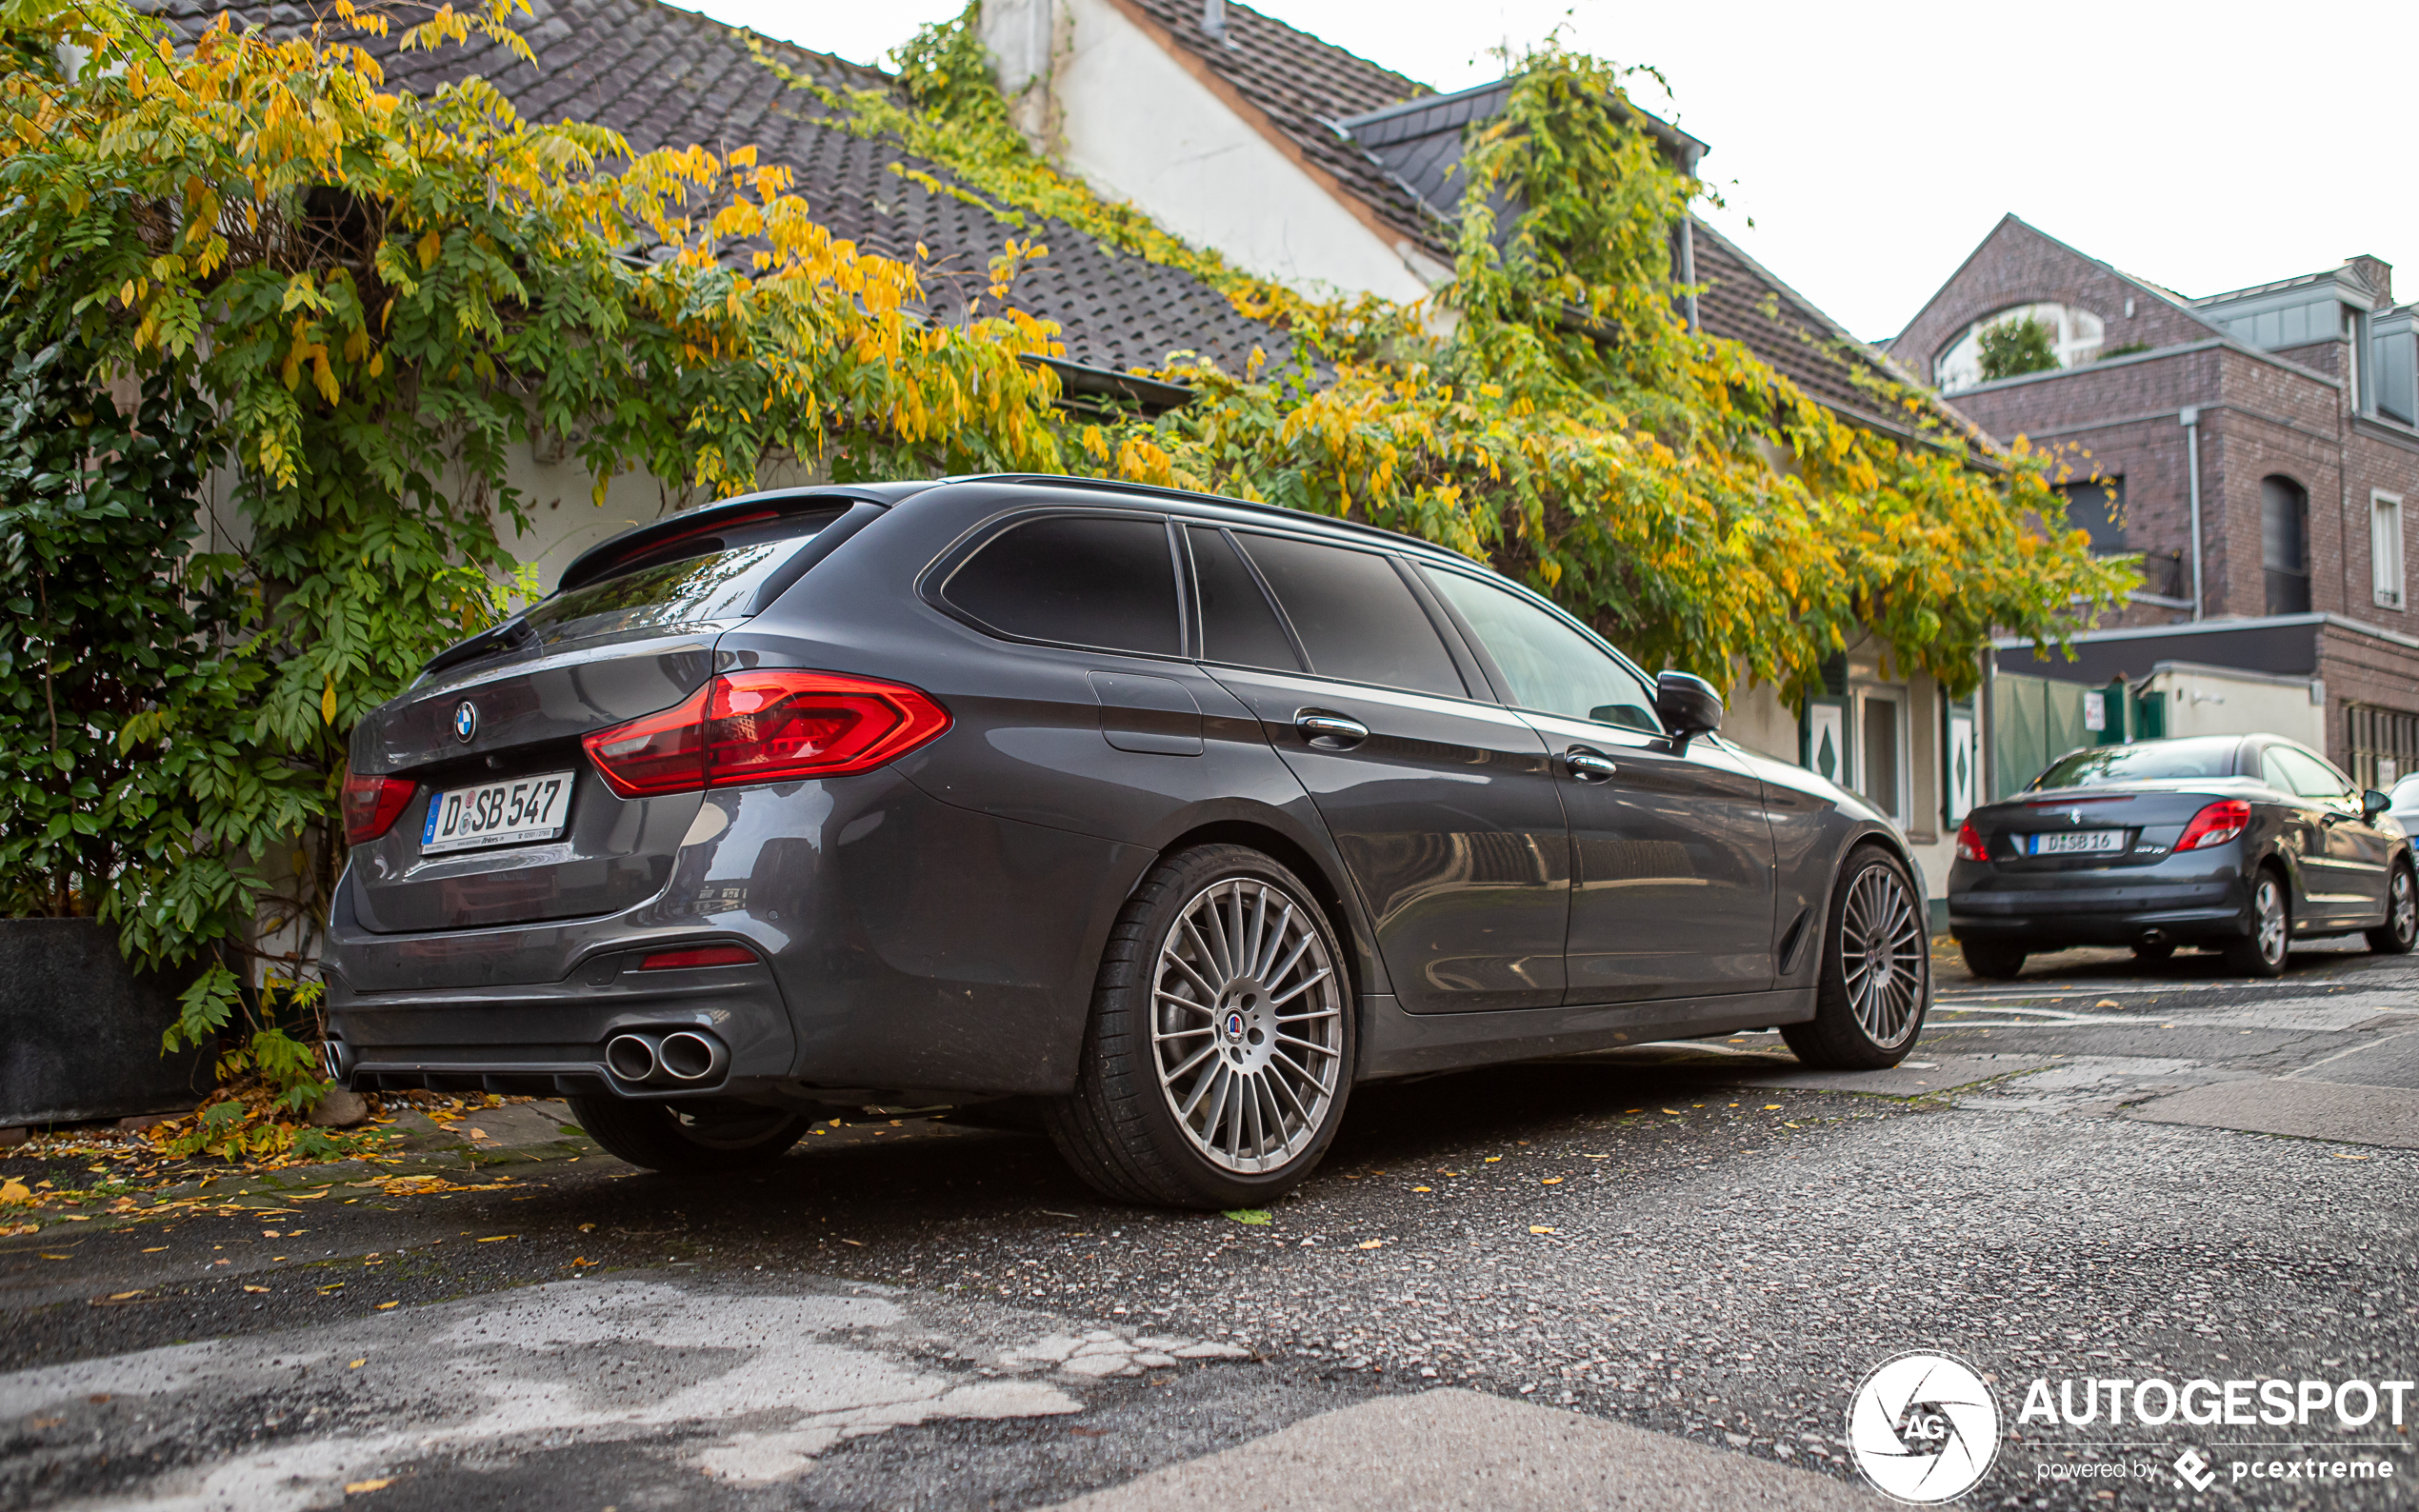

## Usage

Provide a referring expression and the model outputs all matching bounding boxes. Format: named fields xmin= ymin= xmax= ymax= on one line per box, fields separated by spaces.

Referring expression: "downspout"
xmin=2181 ymin=406 xmax=2204 ymax=621
xmin=1678 ymin=219 xmax=1699 ymax=333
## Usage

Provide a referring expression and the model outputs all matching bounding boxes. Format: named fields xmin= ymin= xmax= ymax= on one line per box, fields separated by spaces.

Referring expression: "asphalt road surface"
xmin=4 ymin=938 xmax=2414 ymax=1510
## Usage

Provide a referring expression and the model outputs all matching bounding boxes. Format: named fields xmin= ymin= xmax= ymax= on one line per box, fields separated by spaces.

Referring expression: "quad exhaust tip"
xmin=605 ymin=1029 xmax=729 ymax=1086
xmin=657 ymin=1030 xmax=728 ymax=1083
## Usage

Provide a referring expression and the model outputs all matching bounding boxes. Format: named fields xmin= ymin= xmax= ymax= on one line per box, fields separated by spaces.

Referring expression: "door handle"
xmin=1566 ymin=747 xmax=1619 ymax=782
xmin=1295 ymin=710 xmax=1369 ymax=750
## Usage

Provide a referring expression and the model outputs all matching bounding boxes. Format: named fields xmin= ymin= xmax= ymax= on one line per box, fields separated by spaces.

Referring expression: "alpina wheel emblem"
xmin=1225 ymin=1010 xmax=1247 ymax=1040
xmin=452 ymin=700 xmax=478 ymax=743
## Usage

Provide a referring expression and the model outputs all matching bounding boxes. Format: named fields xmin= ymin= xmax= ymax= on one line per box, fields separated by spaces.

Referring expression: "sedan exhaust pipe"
xmin=605 ymin=1033 xmax=661 ymax=1083
xmin=657 ymin=1030 xmax=729 ymax=1084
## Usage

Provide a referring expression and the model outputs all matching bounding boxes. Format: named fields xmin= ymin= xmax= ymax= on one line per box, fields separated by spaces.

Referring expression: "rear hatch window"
xmin=528 ymin=507 xmax=847 ymax=647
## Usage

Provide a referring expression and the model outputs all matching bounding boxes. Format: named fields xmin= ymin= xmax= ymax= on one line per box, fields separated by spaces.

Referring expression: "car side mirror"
xmin=1654 ymin=671 xmax=1724 ymax=750
xmin=2364 ymin=788 xmax=2391 ymax=821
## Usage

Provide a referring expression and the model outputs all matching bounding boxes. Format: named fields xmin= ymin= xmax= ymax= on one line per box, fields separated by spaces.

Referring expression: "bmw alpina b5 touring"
xmin=328 ymin=476 xmax=1929 ymax=1207
xmin=1948 ymin=734 xmax=2415 ymax=980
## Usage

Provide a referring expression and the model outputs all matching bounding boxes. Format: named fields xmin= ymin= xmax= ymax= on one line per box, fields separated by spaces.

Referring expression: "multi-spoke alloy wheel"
xmin=1839 ymin=863 xmax=1926 ymax=1050
xmin=1782 ymin=846 xmax=1929 ymax=1070
xmin=2368 ymin=864 xmax=2417 ymax=955
xmin=2226 ymin=871 xmax=2291 ymax=978
xmin=1046 ymin=845 xmax=1354 ymax=1207
xmin=1150 ymin=878 xmax=1345 ymax=1174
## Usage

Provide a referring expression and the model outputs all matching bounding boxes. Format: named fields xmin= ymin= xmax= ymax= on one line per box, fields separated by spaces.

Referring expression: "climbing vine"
xmin=795 ymin=8 xmax=2133 ymax=699
xmin=0 ymin=0 xmax=1065 ymax=1109
xmin=0 ymin=0 xmax=2130 ymax=1134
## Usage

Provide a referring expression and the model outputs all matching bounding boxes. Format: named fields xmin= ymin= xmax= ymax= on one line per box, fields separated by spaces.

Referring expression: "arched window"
xmin=1933 ymin=304 xmax=2107 ymax=393
xmin=2262 ymin=476 xmax=2310 ymax=615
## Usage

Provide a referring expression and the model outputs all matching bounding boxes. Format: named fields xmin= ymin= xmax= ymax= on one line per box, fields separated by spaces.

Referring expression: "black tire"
xmin=1958 ymin=940 xmax=2027 ymax=981
xmin=2222 ymin=868 xmax=2291 ymax=978
xmin=568 ymin=1095 xmax=810 ymax=1173
xmin=1784 ymin=846 xmax=1930 ymax=1070
xmin=1045 ymin=844 xmax=1354 ymax=1209
xmin=2367 ymin=862 xmax=2417 ymax=955
xmin=2131 ymin=940 xmax=2177 ymax=963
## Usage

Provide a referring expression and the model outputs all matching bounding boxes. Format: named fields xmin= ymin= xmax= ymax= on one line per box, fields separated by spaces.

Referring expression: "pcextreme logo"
xmin=1847 ymin=1351 xmax=2002 ymax=1504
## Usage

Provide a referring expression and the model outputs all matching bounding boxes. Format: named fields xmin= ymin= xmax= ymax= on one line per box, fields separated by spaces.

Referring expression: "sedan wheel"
xmin=1783 ymin=847 xmax=1929 ymax=1069
xmin=1047 ymin=845 xmax=1353 ymax=1207
xmin=2223 ymin=871 xmax=2290 ymax=978
xmin=2367 ymin=864 xmax=2417 ymax=955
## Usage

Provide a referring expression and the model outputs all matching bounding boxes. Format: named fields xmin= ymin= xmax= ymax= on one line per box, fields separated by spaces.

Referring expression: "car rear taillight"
xmin=636 ymin=945 xmax=758 ymax=971
xmin=583 ymin=670 xmax=951 ymax=798
xmin=2176 ymin=799 xmax=2251 ymax=851
xmin=1955 ymin=818 xmax=1989 ymax=862
xmin=341 ymin=770 xmax=418 ymax=845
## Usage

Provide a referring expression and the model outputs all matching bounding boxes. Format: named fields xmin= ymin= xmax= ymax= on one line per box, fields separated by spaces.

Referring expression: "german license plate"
xmin=2027 ymin=829 xmax=2124 ymax=856
xmin=420 ymin=770 xmax=576 ymax=856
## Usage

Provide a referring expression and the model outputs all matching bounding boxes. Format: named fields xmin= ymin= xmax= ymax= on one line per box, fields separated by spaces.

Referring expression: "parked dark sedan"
xmin=326 ymin=475 xmax=1929 ymax=1207
xmin=1949 ymin=734 xmax=2416 ymax=980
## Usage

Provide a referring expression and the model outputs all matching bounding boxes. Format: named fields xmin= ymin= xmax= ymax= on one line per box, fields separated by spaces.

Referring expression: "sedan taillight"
xmin=1955 ymin=818 xmax=1989 ymax=862
xmin=2176 ymin=799 xmax=2252 ymax=851
xmin=341 ymin=770 xmax=418 ymax=845
xmin=583 ymin=670 xmax=951 ymax=798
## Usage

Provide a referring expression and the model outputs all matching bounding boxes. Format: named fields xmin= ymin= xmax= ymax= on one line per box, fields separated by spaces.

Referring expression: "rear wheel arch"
xmin=1150 ymin=818 xmax=1375 ymax=1011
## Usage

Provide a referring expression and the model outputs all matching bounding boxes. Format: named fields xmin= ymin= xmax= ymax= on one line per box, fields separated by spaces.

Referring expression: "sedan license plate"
xmin=2026 ymin=828 xmax=2125 ymax=856
xmin=420 ymin=770 xmax=576 ymax=856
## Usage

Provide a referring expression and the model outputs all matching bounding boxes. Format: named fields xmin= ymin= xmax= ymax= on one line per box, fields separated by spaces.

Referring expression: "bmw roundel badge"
xmin=452 ymin=700 xmax=478 ymax=744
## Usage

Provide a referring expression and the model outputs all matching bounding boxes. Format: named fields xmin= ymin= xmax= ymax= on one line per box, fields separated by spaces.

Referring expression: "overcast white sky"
xmin=694 ymin=0 xmax=2417 ymax=342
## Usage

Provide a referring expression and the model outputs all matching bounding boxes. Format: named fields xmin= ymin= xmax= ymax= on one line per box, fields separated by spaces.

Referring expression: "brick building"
xmin=1892 ymin=215 xmax=2419 ymax=788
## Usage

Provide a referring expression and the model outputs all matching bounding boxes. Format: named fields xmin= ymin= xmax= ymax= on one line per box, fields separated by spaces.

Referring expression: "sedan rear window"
xmin=2033 ymin=738 xmax=2241 ymax=788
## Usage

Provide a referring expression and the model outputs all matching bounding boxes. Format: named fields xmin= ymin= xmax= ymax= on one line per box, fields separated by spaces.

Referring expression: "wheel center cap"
xmin=1224 ymin=1009 xmax=1247 ymax=1040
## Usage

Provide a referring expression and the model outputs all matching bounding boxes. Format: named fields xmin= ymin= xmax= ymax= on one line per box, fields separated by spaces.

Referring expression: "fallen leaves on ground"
xmin=1223 ymin=1208 xmax=1271 ymax=1225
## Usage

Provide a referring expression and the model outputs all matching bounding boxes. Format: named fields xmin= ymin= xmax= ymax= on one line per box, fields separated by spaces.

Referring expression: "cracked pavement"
xmin=1 ymin=938 xmax=2413 ymax=1509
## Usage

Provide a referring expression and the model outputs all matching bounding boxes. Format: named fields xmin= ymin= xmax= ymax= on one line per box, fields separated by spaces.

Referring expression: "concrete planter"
xmin=0 ymin=918 xmax=211 ymax=1127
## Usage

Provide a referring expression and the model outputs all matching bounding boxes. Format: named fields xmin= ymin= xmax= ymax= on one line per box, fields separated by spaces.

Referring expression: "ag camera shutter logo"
xmin=1848 ymin=1351 xmax=2001 ymax=1503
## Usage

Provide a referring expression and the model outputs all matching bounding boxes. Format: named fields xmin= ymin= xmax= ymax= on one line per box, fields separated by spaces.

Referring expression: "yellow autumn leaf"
xmin=321 ymin=682 xmax=338 ymax=724
xmin=0 ymin=1179 xmax=31 ymax=1206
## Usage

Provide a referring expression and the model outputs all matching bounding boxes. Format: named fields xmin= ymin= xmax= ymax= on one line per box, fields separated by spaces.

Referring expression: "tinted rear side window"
xmin=1238 ymin=534 xmax=1465 ymax=698
xmin=525 ymin=509 xmax=844 ymax=646
xmin=1189 ymin=527 xmax=1300 ymax=671
xmin=944 ymin=516 xmax=1181 ymax=655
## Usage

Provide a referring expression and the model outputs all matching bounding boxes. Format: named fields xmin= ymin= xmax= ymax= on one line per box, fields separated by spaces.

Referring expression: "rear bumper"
xmin=324 ymin=950 xmax=796 ymax=1101
xmin=1948 ymin=874 xmax=2249 ymax=945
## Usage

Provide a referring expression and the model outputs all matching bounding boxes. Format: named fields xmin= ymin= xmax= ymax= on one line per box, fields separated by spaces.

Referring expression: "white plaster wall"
xmin=1054 ymin=0 xmax=1441 ymax=307
xmin=2140 ymin=666 xmax=2326 ymax=748
xmin=188 ymin=440 xmax=817 ymax=607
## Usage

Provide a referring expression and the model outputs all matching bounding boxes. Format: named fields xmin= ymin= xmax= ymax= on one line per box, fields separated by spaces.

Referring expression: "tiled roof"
xmin=1117 ymin=0 xmax=1432 ymax=247
xmin=1691 ymin=222 xmax=1983 ymax=446
xmin=140 ymin=0 xmax=1286 ymax=378
xmin=1321 ymin=75 xmax=1963 ymax=443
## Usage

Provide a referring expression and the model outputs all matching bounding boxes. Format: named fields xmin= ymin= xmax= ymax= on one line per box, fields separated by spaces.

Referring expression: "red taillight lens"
xmin=341 ymin=770 xmax=418 ymax=845
xmin=582 ymin=671 xmax=951 ymax=798
xmin=1955 ymin=818 xmax=1989 ymax=862
xmin=582 ymin=685 xmax=713 ymax=797
xmin=2176 ymin=798 xmax=2251 ymax=851
xmin=636 ymin=945 xmax=758 ymax=971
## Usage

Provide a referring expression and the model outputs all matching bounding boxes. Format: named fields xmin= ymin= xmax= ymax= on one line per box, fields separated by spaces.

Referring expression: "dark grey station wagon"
xmin=328 ymin=476 xmax=1925 ymax=1206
